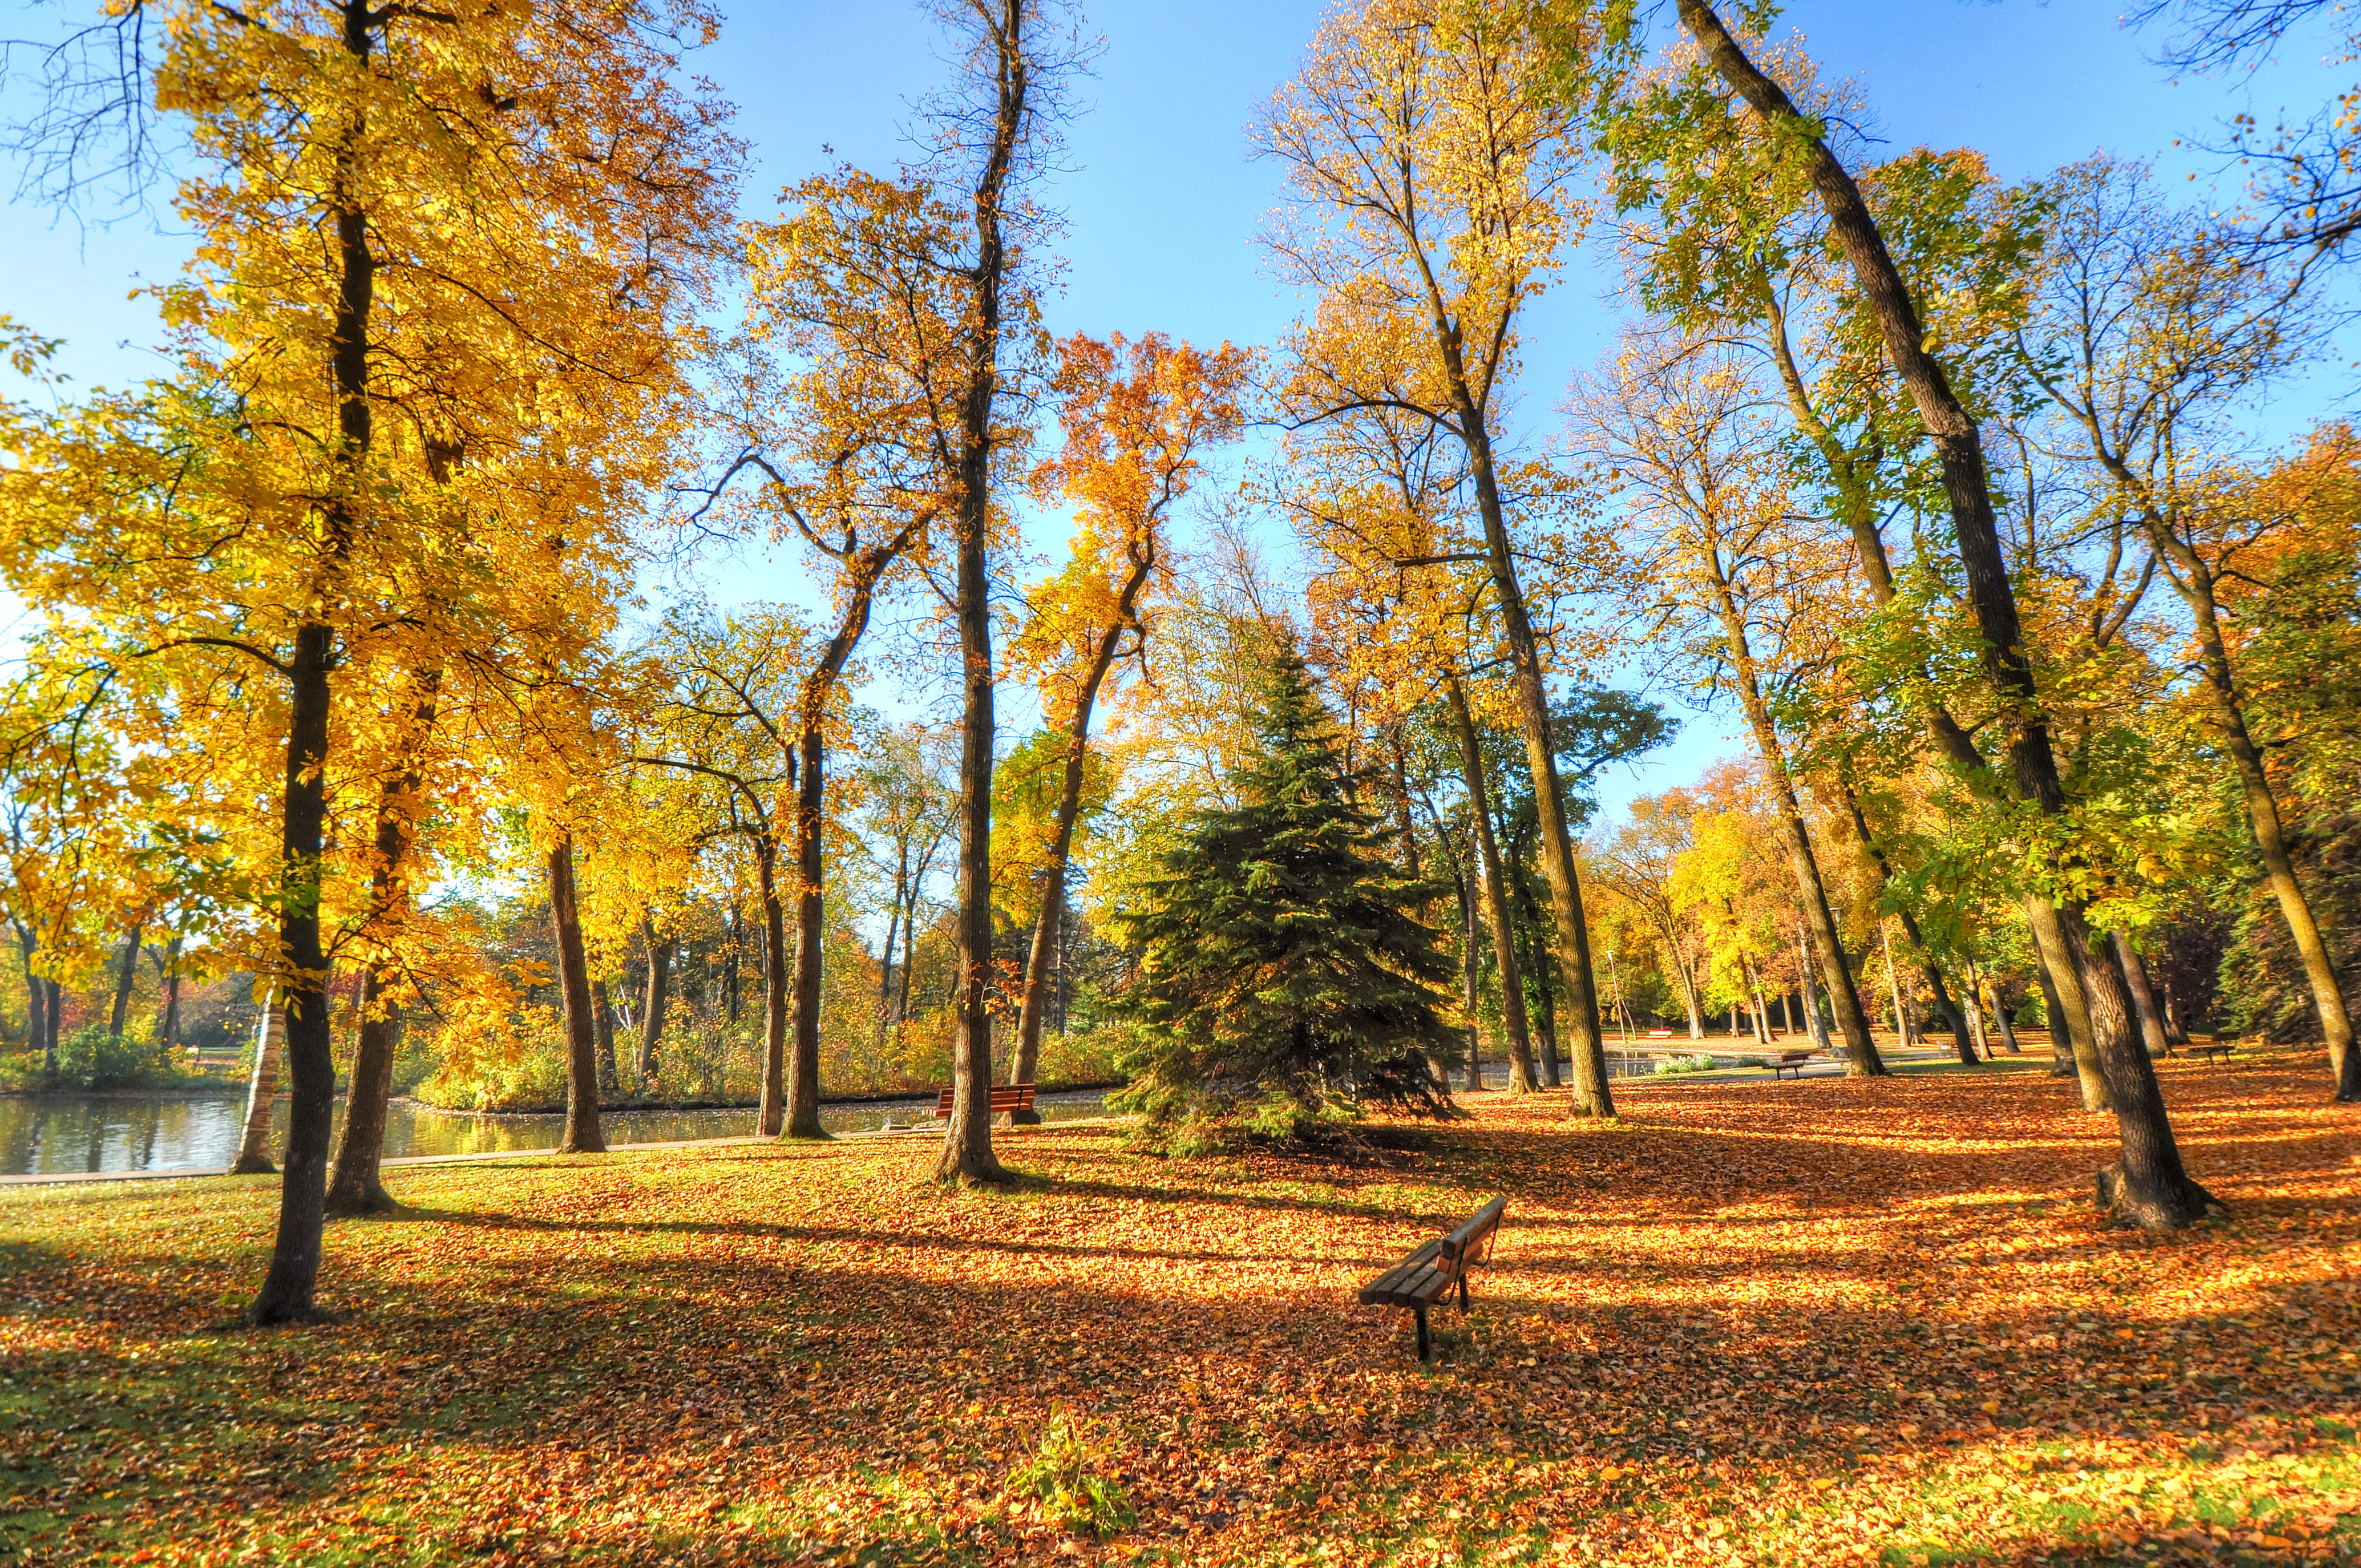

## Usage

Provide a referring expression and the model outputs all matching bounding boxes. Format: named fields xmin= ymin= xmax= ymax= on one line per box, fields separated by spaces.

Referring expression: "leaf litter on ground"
xmin=0 ymin=1049 xmax=2355 ymax=1566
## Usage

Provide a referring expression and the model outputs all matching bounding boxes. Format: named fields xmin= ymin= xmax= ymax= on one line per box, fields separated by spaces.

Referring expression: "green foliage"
xmin=1110 ymin=646 xmax=1459 ymax=1143
xmin=33 ymin=1024 xmax=172 ymax=1092
xmin=1653 ymin=1052 xmax=1719 ymax=1075
xmin=1005 ymin=1407 xmax=1135 ymax=1538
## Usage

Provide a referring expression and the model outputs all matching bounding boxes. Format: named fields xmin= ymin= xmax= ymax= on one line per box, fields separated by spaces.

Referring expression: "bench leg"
xmin=1457 ymin=1268 xmax=1470 ymax=1313
xmin=1414 ymin=1305 xmax=1430 ymax=1363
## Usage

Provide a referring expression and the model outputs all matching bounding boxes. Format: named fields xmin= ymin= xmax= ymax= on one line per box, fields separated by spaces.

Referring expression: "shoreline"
xmin=0 ymin=1080 xmax=1126 ymax=1114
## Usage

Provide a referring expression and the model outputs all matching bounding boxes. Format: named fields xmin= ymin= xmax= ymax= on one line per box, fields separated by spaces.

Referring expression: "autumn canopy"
xmin=0 ymin=0 xmax=2358 ymax=1562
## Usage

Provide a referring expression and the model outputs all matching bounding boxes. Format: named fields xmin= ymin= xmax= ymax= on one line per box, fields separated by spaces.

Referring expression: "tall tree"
xmin=2016 ymin=156 xmax=2356 ymax=1101
xmin=1006 ymin=332 xmax=1250 ymax=1104
xmin=1265 ymin=0 xmax=1622 ymax=1116
xmin=1663 ymin=1 xmax=2218 ymax=1227
xmin=1568 ymin=326 xmax=1886 ymax=1073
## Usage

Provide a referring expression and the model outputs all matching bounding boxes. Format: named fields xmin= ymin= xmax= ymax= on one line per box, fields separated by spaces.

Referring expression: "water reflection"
xmin=0 ymin=1089 xmax=1112 ymax=1178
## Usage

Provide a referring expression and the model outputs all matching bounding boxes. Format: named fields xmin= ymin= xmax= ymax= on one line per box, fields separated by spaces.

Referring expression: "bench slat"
xmin=1441 ymin=1195 xmax=1506 ymax=1262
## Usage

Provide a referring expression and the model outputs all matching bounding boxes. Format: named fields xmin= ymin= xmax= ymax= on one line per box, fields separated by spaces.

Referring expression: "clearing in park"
xmin=2 ymin=1053 xmax=2354 ymax=1566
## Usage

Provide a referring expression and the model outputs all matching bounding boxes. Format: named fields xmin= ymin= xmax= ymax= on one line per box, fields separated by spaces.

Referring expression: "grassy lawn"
xmin=1 ymin=1051 xmax=2355 ymax=1566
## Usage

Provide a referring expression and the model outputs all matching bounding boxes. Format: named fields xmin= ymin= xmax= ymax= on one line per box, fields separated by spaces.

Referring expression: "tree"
xmin=1657 ymin=0 xmax=2218 ymax=1230
xmin=1005 ymin=331 xmax=1250 ymax=1105
xmin=625 ymin=607 xmax=811 ymax=1135
xmin=2 ymin=0 xmax=735 ymax=1311
xmin=919 ymin=0 xmax=1077 ymax=1184
xmin=1567 ymin=325 xmax=1886 ymax=1073
xmin=2015 ymin=156 xmax=2356 ymax=1101
xmin=1264 ymin=0 xmax=1622 ymax=1116
xmin=1113 ymin=645 xmax=1458 ymax=1141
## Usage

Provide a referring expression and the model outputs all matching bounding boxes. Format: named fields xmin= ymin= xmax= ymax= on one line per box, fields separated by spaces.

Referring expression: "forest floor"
xmin=0 ymin=1049 xmax=2355 ymax=1567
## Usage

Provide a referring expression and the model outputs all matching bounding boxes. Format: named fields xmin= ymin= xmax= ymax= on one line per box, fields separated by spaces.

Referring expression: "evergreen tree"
xmin=1113 ymin=644 xmax=1459 ymax=1142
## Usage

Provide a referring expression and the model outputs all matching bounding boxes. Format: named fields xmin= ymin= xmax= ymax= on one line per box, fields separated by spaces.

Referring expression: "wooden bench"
xmin=928 ymin=1084 xmax=1038 ymax=1118
xmin=1358 ymin=1196 xmax=1506 ymax=1362
xmin=1758 ymin=1049 xmax=1816 ymax=1081
xmin=2187 ymin=1040 xmax=2236 ymax=1067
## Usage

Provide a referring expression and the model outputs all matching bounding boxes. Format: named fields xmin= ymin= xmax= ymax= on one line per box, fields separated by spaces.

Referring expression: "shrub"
xmin=1033 ymin=1024 xmax=1127 ymax=1088
xmin=55 ymin=1024 xmax=167 ymax=1090
xmin=1005 ymin=1407 xmax=1135 ymax=1538
xmin=1653 ymin=1053 xmax=1719 ymax=1075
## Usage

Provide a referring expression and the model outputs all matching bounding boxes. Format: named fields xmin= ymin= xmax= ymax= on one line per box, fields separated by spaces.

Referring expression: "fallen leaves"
xmin=0 ymin=1051 xmax=2355 ymax=1566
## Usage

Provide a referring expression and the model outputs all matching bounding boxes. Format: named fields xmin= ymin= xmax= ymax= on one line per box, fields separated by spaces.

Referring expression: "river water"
xmin=0 ymin=1089 xmax=1114 ymax=1178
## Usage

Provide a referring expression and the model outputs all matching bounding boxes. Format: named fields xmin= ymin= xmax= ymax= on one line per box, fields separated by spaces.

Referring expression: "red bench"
xmin=929 ymin=1084 xmax=1038 ymax=1118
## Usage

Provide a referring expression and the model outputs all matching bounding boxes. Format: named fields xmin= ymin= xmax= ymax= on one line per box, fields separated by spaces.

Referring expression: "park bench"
xmin=928 ymin=1084 xmax=1038 ymax=1119
xmin=1758 ymin=1049 xmax=1816 ymax=1081
xmin=2186 ymin=1037 xmax=2237 ymax=1068
xmin=1357 ymin=1195 xmax=1506 ymax=1362
xmin=1645 ymin=1029 xmax=1674 ymax=1038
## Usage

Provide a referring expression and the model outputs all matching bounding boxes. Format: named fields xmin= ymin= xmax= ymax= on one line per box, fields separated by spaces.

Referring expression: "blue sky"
xmin=2 ymin=0 xmax=2346 ymax=821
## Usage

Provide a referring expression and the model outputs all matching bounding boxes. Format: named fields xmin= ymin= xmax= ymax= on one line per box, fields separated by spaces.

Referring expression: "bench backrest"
xmin=1440 ymin=1194 xmax=1506 ymax=1266
xmin=932 ymin=1084 xmax=1038 ymax=1112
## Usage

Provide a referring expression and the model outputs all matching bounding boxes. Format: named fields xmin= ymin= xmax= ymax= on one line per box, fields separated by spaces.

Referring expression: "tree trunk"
xmin=2117 ymin=940 xmax=2170 ymax=1061
xmin=1990 ymin=979 xmax=2022 ymax=1054
xmin=1962 ymin=965 xmax=1990 ymax=1060
xmin=546 ymin=835 xmax=605 ymax=1155
xmin=637 ymin=915 xmax=670 ymax=1090
xmin=108 ymin=919 xmax=142 ymax=1038
xmin=1838 ymin=780 xmax=1979 ymax=1063
xmin=1671 ymin=940 xmax=1705 ymax=1040
xmin=327 ymin=675 xmax=440 ymax=1213
xmin=2024 ymin=897 xmax=2111 ymax=1106
xmin=158 ymin=972 xmax=181 ymax=1053
xmin=933 ymin=0 xmax=1029 ymax=1186
xmin=2031 ymin=940 xmax=2078 ymax=1078
xmin=1796 ymin=928 xmax=1832 ymax=1052
xmin=1444 ymin=399 xmax=1613 ymax=1116
xmin=248 ymin=620 xmax=339 ymax=1324
xmin=324 ymin=968 xmax=402 ymax=1211
xmin=723 ymin=907 xmax=741 ymax=1028
xmin=2199 ymin=607 xmax=2356 ymax=1094
xmin=232 ymin=996 xmax=286 ymax=1175
xmin=1880 ymin=920 xmax=1913 ymax=1050
xmin=786 ymin=725 xmax=830 ymax=1139
xmin=754 ymin=836 xmax=790 ymax=1137
xmin=1682 ymin=0 xmax=2212 ymax=1227
xmin=592 ymin=979 xmax=618 ymax=1094
xmin=1013 ymin=554 xmax=1151 ymax=1115
xmin=16 ymin=926 xmax=47 ymax=1080
xmin=1446 ymin=675 xmax=1538 ymax=1092
xmin=1458 ymin=862 xmax=1484 ymax=1092
xmin=1707 ymin=579 xmax=1885 ymax=1072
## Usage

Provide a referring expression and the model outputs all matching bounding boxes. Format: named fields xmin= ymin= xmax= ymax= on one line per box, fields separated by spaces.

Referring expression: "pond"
xmin=0 ymin=1088 xmax=1114 ymax=1178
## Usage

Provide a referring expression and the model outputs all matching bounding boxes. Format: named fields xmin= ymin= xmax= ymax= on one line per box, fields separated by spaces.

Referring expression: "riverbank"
xmin=0 ymin=1085 xmax=1120 ymax=1179
xmin=402 ymin=1078 xmax=1130 ymax=1117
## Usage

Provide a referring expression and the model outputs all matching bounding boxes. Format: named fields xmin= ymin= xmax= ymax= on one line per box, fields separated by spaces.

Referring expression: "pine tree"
xmin=1114 ymin=645 xmax=1459 ymax=1142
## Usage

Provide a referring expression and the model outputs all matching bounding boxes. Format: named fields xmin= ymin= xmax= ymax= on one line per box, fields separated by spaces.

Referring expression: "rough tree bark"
xmin=547 ymin=836 xmax=605 ymax=1155
xmin=1680 ymin=0 xmax=2215 ymax=1228
xmin=326 ymin=674 xmax=441 ymax=1215
xmin=755 ymin=836 xmax=791 ymax=1137
xmin=935 ymin=0 xmax=1031 ymax=1185
xmin=1701 ymin=561 xmax=1885 ymax=1072
xmin=591 ymin=978 xmax=619 ymax=1093
xmin=786 ymin=548 xmax=909 ymax=1138
xmin=2119 ymin=940 xmax=2172 ymax=1062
